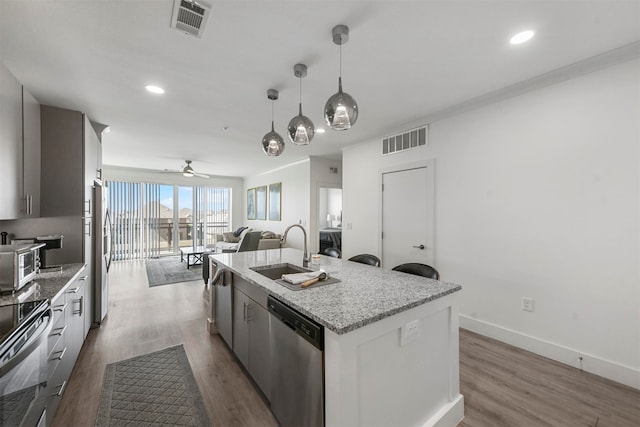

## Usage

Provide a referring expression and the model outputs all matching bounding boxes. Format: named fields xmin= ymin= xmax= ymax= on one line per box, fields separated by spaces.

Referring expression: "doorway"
xmin=318 ymin=187 xmax=342 ymax=254
xmin=381 ymin=161 xmax=434 ymax=269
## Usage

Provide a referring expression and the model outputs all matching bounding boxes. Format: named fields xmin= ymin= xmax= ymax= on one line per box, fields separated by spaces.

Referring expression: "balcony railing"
xmin=112 ymin=220 xmax=229 ymax=260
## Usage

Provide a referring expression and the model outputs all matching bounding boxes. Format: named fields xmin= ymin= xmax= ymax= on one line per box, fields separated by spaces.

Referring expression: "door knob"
xmin=412 ymin=244 xmax=425 ymax=250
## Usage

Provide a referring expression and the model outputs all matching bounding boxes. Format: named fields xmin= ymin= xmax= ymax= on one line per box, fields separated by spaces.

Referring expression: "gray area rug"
xmin=95 ymin=345 xmax=211 ymax=427
xmin=145 ymin=257 xmax=202 ymax=287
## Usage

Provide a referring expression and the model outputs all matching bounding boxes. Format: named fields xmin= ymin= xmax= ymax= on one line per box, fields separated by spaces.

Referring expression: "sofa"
xmin=203 ymin=229 xmax=281 ymax=284
xmin=213 ymin=229 xmax=281 ymax=252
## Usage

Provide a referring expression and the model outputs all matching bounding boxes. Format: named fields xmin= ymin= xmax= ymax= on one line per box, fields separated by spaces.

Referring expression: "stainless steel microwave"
xmin=0 ymin=243 xmax=44 ymax=293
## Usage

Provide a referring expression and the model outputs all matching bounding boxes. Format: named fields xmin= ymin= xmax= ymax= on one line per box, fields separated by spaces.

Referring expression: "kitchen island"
xmin=210 ymin=248 xmax=464 ymax=427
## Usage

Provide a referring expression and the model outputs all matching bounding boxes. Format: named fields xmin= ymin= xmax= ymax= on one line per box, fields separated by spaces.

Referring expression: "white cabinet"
xmin=232 ymin=277 xmax=271 ymax=400
xmin=46 ymin=271 xmax=87 ymax=426
xmin=0 ymin=62 xmax=41 ymax=219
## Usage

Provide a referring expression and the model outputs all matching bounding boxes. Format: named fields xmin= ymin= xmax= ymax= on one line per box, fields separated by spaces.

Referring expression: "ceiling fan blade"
xmin=194 ymin=172 xmax=210 ymax=178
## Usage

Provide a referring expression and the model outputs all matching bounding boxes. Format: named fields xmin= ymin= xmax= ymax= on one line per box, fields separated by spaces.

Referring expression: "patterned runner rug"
xmin=145 ymin=256 xmax=202 ymax=287
xmin=95 ymin=345 xmax=211 ymax=426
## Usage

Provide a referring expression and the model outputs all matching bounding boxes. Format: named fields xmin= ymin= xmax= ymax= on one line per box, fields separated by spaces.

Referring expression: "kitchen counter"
xmin=0 ymin=263 xmax=86 ymax=306
xmin=211 ymin=248 xmax=464 ymax=426
xmin=210 ymin=248 xmax=461 ymax=334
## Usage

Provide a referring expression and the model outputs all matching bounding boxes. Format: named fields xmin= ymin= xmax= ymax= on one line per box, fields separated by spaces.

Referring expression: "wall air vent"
xmin=171 ymin=0 xmax=211 ymax=38
xmin=382 ymin=125 xmax=428 ymax=155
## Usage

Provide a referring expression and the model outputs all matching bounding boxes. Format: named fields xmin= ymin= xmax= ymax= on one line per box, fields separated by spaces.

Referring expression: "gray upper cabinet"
xmin=0 ymin=62 xmax=24 ymax=219
xmin=40 ymin=106 xmax=84 ymax=217
xmin=40 ymin=106 xmax=101 ymax=218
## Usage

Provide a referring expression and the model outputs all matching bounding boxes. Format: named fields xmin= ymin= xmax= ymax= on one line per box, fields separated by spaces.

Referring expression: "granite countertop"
xmin=0 ymin=263 xmax=87 ymax=307
xmin=211 ymin=248 xmax=461 ymax=335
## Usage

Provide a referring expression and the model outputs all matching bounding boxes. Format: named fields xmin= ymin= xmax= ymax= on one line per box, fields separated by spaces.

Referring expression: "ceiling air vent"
xmin=171 ymin=0 xmax=211 ymax=38
xmin=382 ymin=125 xmax=428 ymax=155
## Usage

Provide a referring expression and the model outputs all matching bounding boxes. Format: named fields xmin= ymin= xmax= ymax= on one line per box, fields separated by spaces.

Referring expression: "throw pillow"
xmin=261 ymin=230 xmax=276 ymax=239
xmin=233 ymin=226 xmax=249 ymax=237
xmin=222 ymin=232 xmax=241 ymax=243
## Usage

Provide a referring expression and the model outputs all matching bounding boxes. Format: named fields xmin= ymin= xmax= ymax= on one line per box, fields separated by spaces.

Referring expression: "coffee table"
xmin=179 ymin=246 xmax=212 ymax=269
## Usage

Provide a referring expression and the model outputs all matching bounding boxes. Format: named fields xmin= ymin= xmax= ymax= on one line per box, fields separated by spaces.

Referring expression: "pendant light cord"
xmin=271 ymin=98 xmax=275 ymax=129
xmin=339 ymin=43 xmax=343 ymax=78
xmin=299 ymin=77 xmax=302 ymax=104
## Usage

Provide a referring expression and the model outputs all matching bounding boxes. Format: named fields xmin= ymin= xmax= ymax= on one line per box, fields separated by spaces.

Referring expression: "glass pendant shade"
xmin=262 ymin=121 xmax=285 ymax=156
xmin=324 ymin=77 xmax=358 ymax=131
xmin=288 ymin=103 xmax=315 ymax=145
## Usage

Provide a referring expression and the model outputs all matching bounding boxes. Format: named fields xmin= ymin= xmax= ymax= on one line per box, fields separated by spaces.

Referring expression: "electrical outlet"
xmin=400 ymin=320 xmax=420 ymax=346
xmin=522 ymin=297 xmax=534 ymax=312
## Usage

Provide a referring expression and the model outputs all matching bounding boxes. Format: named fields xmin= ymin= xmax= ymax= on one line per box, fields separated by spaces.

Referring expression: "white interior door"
xmin=381 ymin=165 xmax=434 ymax=269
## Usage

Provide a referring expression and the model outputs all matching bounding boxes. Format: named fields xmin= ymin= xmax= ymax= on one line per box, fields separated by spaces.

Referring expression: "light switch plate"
xmin=522 ymin=297 xmax=534 ymax=312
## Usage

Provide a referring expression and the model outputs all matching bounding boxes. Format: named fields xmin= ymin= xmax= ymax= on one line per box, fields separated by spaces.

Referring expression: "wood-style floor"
xmin=53 ymin=260 xmax=640 ymax=427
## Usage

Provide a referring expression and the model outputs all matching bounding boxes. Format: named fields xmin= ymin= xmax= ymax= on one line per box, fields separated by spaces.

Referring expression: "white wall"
xmin=318 ymin=188 xmax=343 ymax=229
xmin=343 ymin=59 xmax=640 ymax=388
xmin=102 ymin=165 xmax=244 ymax=230
xmin=244 ymin=159 xmax=310 ymax=252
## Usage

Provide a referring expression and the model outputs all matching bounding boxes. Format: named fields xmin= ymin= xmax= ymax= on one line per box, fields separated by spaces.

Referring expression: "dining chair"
xmin=348 ymin=254 xmax=381 ymax=267
xmin=323 ymin=247 xmax=342 ymax=258
xmin=391 ymin=263 xmax=439 ymax=280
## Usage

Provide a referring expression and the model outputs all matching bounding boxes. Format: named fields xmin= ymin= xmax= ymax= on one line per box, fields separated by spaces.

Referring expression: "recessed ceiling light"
xmin=510 ymin=30 xmax=535 ymax=45
xmin=316 ymin=128 xmax=326 ymax=134
xmin=145 ymin=85 xmax=165 ymax=94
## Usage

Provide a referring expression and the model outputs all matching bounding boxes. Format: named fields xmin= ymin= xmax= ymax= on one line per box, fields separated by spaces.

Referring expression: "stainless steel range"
xmin=0 ymin=299 xmax=52 ymax=426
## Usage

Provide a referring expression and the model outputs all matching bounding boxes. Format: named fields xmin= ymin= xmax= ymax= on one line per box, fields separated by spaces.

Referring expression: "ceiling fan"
xmin=163 ymin=160 xmax=210 ymax=178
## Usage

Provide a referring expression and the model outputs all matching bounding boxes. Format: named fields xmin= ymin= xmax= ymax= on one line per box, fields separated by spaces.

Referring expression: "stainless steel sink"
xmin=250 ymin=263 xmax=311 ymax=280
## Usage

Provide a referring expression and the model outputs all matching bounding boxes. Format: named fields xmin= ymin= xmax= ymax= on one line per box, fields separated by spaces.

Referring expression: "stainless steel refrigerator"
xmin=93 ymin=181 xmax=112 ymax=325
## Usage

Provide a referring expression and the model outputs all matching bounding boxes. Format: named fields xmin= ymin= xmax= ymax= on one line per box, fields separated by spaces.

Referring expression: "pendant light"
xmin=287 ymin=63 xmax=315 ymax=145
xmin=262 ymin=89 xmax=285 ymax=156
xmin=324 ymin=24 xmax=358 ymax=131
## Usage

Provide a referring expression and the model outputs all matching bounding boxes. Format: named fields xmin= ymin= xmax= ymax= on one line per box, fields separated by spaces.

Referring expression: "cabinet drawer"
xmin=47 ymin=324 xmax=66 ymax=359
xmin=51 ymin=300 xmax=69 ymax=326
xmin=48 ymin=333 xmax=67 ymax=379
xmin=45 ymin=360 xmax=68 ymax=427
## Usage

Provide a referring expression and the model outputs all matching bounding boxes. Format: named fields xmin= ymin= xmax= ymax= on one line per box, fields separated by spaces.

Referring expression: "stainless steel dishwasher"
xmin=268 ymin=296 xmax=324 ymax=427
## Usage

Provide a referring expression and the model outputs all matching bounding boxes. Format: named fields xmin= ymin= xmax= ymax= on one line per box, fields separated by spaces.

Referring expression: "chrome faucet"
xmin=281 ymin=224 xmax=309 ymax=266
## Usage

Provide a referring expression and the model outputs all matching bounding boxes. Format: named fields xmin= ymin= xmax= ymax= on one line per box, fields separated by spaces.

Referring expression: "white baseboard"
xmin=424 ymin=394 xmax=464 ymax=427
xmin=459 ymin=315 xmax=640 ymax=390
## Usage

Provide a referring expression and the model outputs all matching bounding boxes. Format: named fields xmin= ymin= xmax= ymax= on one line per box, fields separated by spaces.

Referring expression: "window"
xmin=107 ymin=180 xmax=231 ymax=260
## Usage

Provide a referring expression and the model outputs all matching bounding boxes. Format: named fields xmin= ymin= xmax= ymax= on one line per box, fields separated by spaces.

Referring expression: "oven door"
xmin=0 ymin=308 xmax=52 ymax=427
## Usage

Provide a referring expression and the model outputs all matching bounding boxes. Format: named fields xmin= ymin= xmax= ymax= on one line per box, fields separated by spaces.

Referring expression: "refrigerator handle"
xmin=105 ymin=209 xmax=113 ymax=272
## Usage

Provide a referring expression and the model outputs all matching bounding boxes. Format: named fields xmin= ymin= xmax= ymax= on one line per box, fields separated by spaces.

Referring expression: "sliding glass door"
xmin=107 ymin=180 xmax=231 ymax=260
xmin=158 ymin=185 xmax=174 ymax=255
xmin=108 ymin=182 xmax=162 ymax=260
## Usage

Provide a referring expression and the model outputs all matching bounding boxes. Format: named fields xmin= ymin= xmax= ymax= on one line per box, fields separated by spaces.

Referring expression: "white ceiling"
xmin=1 ymin=1 xmax=638 ymax=178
